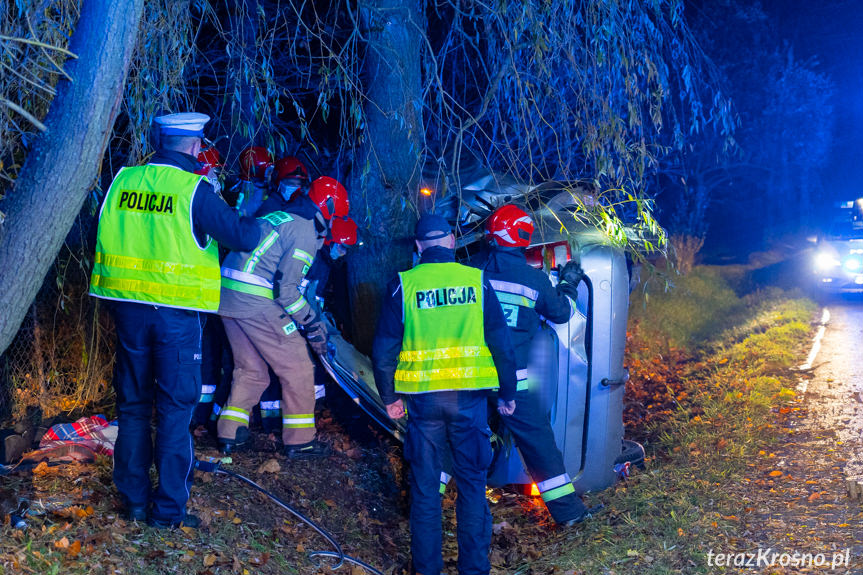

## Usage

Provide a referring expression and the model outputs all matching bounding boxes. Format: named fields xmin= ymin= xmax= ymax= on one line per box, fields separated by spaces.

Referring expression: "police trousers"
xmin=404 ymin=391 xmax=493 ymax=575
xmin=111 ymin=301 xmax=201 ymax=523
xmin=217 ymin=313 xmax=316 ymax=445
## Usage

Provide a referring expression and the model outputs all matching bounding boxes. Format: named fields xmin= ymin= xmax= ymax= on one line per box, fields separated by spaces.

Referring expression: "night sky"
xmin=764 ymin=0 xmax=863 ymax=201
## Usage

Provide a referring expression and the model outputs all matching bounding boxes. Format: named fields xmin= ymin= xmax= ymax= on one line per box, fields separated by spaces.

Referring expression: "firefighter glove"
xmin=304 ymin=319 xmax=328 ymax=355
xmin=557 ymin=279 xmax=580 ymax=302
xmin=560 ymin=260 xmax=585 ymax=286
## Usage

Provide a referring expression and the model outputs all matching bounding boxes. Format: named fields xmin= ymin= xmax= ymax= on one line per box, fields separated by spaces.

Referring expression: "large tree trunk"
xmin=347 ymin=0 xmax=424 ymax=352
xmin=226 ymin=0 xmax=259 ymax=163
xmin=0 ymin=0 xmax=145 ymax=356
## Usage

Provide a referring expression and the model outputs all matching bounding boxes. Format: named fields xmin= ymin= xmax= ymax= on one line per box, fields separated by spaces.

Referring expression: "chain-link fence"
xmin=0 ymin=213 xmax=114 ymax=421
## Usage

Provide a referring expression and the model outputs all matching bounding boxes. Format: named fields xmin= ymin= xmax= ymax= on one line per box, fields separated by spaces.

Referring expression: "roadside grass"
xmin=544 ymin=267 xmax=818 ymax=574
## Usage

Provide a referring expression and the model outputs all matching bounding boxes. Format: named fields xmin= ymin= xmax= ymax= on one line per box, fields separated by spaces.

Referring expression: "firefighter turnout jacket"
xmin=472 ymin=245 xmax=572 ymax=390
xmin=218 ymin=211 xmax=319 ymax=328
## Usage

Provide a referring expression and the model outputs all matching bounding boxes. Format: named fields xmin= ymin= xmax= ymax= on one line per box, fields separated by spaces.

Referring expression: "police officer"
xmin=373 ymin=214 xmax=518 ymax=575
xmin=216 ymin=178 xmax=350 ymax=458
xmin=89 ymin=112 xmax=260 ymax=528
xmin=474 ymin=204 xmax=601 ymax=525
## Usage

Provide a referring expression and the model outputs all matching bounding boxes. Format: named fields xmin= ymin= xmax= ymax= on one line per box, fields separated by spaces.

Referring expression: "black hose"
xmin=309 ymin=551 xmax=384 ymax=575
xmin=213 ymin=467 xmax=344 ymax=569
xmin=196 ymin=459 xmax=384 ymax=574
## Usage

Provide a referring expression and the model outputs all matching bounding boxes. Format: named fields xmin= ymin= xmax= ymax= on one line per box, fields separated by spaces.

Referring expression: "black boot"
xmin=218 ymin=426 xmax=250 ymax=454
xmin=283 ymin=438 xmax=331 ymax=459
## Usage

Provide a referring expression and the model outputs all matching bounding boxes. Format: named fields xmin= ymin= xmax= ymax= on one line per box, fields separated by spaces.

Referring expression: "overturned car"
xmin=319 ymin=173 xmax=642 ymax=495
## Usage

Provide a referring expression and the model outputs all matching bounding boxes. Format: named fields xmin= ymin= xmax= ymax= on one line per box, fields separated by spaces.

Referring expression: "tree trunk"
xmin=226 ymin=0 xmax=259 ymax=163
xmin=347 ymin=0 xmax=424 ymax=352
xmin=0 ymin=0 xmax=145 ymax=356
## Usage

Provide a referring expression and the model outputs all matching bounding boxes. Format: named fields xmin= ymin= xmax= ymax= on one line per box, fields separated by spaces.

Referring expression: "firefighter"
xmin=254 ymin=213 xmax=360 ymax=433
xmin=216 ymin=177 xmax=350 ymax=458
xmin=253 ymin=160 xmax=353 ymax=421
xmin=373 ymin=213 xmax=518 ymax=575
xmin=89 ymin=112 xmax=260 ymax=527
xmin=258 ymin=155 xmax=310 ymax=216
xmin=474 ymin=204 xmax=601 ymax=525
xmin=230 ymin=146 xmax=273 ymax=216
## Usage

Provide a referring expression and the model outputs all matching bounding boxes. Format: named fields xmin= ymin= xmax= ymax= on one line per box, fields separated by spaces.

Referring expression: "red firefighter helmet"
xmin=485 ymin=205 xmax=534 ymax=248
xmin=272 ymin=156 xmax=309 ymax=185
xmin=194 ymin=146 xmax=222 ymax=176
xmin=239 ymin=146 xmax=273 ymax=181
xmin=308 ymin=176 xmax=349 ymax=220
xmin=326 ymin=216 xmax=358 ymax=246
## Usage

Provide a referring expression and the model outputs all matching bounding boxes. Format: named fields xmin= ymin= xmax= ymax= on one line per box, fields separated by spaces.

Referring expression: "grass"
xmin=542 ymin=267 xmax=818 ymax=574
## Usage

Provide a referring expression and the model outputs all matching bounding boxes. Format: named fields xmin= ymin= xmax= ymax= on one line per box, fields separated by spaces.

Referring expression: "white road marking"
xmin=797 ymin=307 xmax=831 ymax=393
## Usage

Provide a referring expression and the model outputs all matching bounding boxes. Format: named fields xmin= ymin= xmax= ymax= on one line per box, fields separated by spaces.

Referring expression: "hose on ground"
xmin=195 ymin=458 xmax=384 ymax=575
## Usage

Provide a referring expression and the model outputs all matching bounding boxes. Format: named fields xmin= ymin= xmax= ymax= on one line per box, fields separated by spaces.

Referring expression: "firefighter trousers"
xmin=499 ymin=388 xmax=587 ymax=523
xmin=217 ymin=313 xmax=316 ymax=446
xmin=192 ymin=313 xmax=233 ymax=428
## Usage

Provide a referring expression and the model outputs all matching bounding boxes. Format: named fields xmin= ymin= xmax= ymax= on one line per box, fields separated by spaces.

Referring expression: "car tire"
xmin=615 ymin=439 xmax=645 ymax=469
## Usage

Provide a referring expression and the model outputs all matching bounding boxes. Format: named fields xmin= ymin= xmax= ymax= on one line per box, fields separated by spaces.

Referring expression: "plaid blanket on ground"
xmin=39 ymin=415 xmax=117 ymax=456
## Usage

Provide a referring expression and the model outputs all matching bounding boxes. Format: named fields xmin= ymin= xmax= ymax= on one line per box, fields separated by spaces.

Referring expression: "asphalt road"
xmin=804 ymin=295 xmax=863 ymax=477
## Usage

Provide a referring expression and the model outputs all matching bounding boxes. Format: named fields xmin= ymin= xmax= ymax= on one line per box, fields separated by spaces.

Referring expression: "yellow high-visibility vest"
xmin=395 ymin=262 xmax=499 ymax=393
xmin=89 ymin=164 xmax=220 ymax=311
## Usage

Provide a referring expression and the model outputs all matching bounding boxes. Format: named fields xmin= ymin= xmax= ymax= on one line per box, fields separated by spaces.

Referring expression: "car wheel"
xmin=615 ymin=439 xmax=645 ymax=469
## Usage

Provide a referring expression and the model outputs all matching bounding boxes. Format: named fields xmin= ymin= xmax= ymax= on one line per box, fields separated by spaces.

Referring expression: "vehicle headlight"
xmin=815 ymin=252 xmax=840 ymax=271
xmin=845 ymin=257 xmax=862 ymax=272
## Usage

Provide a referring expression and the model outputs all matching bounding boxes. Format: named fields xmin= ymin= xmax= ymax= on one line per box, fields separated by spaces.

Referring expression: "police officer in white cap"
xmin=89 ymin=112 xmax=261 ymax=528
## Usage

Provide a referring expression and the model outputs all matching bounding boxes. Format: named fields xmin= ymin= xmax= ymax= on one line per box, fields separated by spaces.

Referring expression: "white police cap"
xmin=153 ymin=112 xmax=210 ymax=137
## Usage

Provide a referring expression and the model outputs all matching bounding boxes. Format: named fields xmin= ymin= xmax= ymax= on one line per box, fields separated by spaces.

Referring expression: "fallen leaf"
xmin=492 ymin=521 xmax=510 ymax=534
xmin=256 ymin=458 xmax=281 ymax=474
xmin=55 ymin=537 xmax=70 ymax=549
xmin=807 ymin=492 xmax=822 ymax=502
xmin=67 ymin=540 xmax=81 ymax=558
xmin=345 ymin=447 xmax=363 ymax=459
xmin=204 ymin=554 xmax=218 ymax=567
xmin=768 ymin=470 xmax=783 ymax=477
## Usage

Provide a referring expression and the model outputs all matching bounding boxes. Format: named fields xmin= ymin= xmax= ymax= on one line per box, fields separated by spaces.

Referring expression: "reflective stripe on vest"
xmin=394 ymin=263 xmax=498 ymax=394
xmin=89 ymin=165 xmax=220 ymax=311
